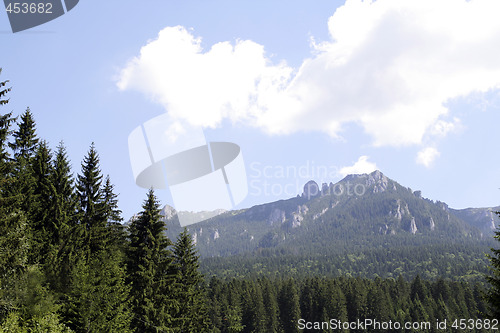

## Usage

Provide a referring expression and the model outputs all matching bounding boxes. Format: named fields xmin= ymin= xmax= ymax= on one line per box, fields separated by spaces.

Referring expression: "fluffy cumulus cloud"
xmin=117 ymin=26 xmax=292 ymax=130
xmin=118 ymin=0 xmax=500 ymax=149
xmin=416 ymin=147 xmax=440 ymax=168
xmin=339 ymin=156 xmax=378 ymax=176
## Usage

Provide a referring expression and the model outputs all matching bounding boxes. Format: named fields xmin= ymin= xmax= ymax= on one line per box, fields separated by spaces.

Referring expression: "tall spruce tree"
xmin=7 ymin=108 xmax=38 ymax=216
xmin=127 ymin=189 xmax=174 ymax=332
xmin=261 ymin=278 xmax=280 ymax=333
xmin=30 ymin=141 xmax=54 ymax=263
xmin=486 ymin=212 xmax=500 ymax=319
xmin=45 ymin=141 xmax=77 ymax=294
xmin=171 ymin=228 xmax=211 ymax=332
xmin=102 ymin=175 xmax=122 ymax=224
xmin=64 ymin=144 xmax=132 ymax=331
xmin=51 ymin=142 xmax=76 ymax=229
xmin=278 ymin=279 xmax=301 ymax=333
xmin=9 ymin=107 xmax=38 ymax=159
xmin=76 ymin=143 xmax=106 ymax=254
xmin=102 ymin=175 xmax=127 ymax=251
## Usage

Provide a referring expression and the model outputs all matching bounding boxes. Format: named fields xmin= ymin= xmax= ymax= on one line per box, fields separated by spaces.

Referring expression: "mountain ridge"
xmin=144 ymin=170 xmax=499 ymax=258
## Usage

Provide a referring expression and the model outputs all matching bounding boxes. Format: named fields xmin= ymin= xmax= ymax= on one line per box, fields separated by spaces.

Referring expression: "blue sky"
xmin=2 ymin=0 xmax=500 ymax=220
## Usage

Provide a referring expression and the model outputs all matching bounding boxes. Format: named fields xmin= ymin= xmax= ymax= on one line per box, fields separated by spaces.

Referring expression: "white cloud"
xmin=339 ymin=156 xmax=378 ymax=176
xmin=117 ymin=26 xmax=292 ymax=129
xmin=118 ymin=0 xmax=500 ymax=147
xmin=430 ymin=118 xmax=462 ymax=137
xmin=416 ymin=147 xmax=440 ymax=167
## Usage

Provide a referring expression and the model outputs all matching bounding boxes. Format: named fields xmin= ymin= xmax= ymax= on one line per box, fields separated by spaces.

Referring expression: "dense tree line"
xmin=200 ymin=242 xmax=491 ymax=283
xmin=205 ymin=275 xmax=493 ymax=333
xmin=485 ymin=211 xmax=500 ymax=320
xmin=0 ymin=70 xmax=208 ymax=332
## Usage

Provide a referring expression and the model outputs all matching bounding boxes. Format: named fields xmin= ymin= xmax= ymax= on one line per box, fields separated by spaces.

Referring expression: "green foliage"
xmin=205 ymin=276 xmax=490 ymax=333
xmin=0 ymin=112 xmax=14 ymax=163
xmin=9 ymin=108 xmax=38 ymax=160
xmin=127 ymin=189 xmax=175 ymax=332
xmin=201 ymin=242 xmax=492 ymax=282
xmin=102 ymin=175 xmax=122 ymax=224
xmin=0 ymin=68 xmax=11 ymax=106
xmin=171 ymin=228 xmax=211 ymax=332
xmin=486 ymin=212 xmax=500 ymax=319
xmin=0 ymin=265 xmax=72 ymax=332
xmin=43 ymin=142 xmax=77 ymax=294
xmin=76 ymin=143 xmax=107 ymax=254
xmin=278 ymin=279 xmax=301 ymax=333
xmin=29 ymin=141 xmax=54 ymax=263
xmin=0 ymin=210 xmax=30 ymax=317
xmin=65 ymin=252 xmax=131 ymax=332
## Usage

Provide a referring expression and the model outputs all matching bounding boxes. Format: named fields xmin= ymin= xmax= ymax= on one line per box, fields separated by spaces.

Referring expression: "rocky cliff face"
xmin=268 ymin=208 xmax=286 ymax=226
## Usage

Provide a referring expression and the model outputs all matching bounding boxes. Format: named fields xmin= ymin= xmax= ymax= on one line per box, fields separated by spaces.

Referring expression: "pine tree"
xmin=101 ymin=175 xmax=122 ymax=223
xmin=64 ymin=144 xmax=132 ymax=331
xmin=261 ymin=278 xmax=281 ymax=333
xmin=171 ymin=227 xmax=211 ymax=332
xmin=9 ymin=107 xmax=38 ymax=159
xmin=50 ymin=142 xmax=76 ymax=233
xmin=45 ymin=141 xmax=77 ymax=294
xmin=324 ymin=281 xmax=348 ymax=333
xmin=49 ymin=141 xmax=77 ymax=246
xmin=410 ymin=275 xmax=428 ymax=302
xmin=345 ymin=278 xmax=368 ymax=321
xmin=29 ymin=141 xmax=54 ymax=263
xmin=278 ymin=279 xmax=301 ymax=333
xmin=486 ymin=212 xmax=500 ymax=319
xmin=7 ymin=108 xmax=38 ymax=217
xmin=127 ymin=189 xmax=174 ymax=332
xmin=102 ymin=175 xmax=127 ymax=251
xmin=221 ymin=280 xmax=245 ymax=333
xmin=76 ymin=143 xmax=106 ymax=254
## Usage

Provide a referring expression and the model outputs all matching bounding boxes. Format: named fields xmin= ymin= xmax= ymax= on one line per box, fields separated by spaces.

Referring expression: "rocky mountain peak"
xmin=302 ymin=180 xmax=320 ymax=199
xmin=366 ymin=170 xmax=389 ymax=193
xmin=161 ymin=205 xmax=177 ymax=219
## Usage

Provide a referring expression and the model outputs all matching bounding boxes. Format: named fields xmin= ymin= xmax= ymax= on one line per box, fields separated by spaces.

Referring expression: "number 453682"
xmin=5 ymin=2 xmax=53 ymax=14
xmin=451 ymin=319 xmax=498 ymax=330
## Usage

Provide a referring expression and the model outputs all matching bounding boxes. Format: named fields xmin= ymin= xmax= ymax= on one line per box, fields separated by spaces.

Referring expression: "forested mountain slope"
xmin=157 ymin=170 xmax=492 ymax=257
xmin=143 ymin=170 xmax=498 ymax=281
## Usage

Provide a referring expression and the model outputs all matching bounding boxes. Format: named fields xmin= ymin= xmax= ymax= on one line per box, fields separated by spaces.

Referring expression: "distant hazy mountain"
xmin=151 ymin=170 xmax=498 ymax=258
xmin=451 ymin=206 xmax=500 ymax=235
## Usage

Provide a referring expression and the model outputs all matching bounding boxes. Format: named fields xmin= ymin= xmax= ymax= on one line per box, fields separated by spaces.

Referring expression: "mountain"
xmin=157 ymin=170 xmax=496 ymax=258
xmin=451 ymin=206 xmax=500 ymax=236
